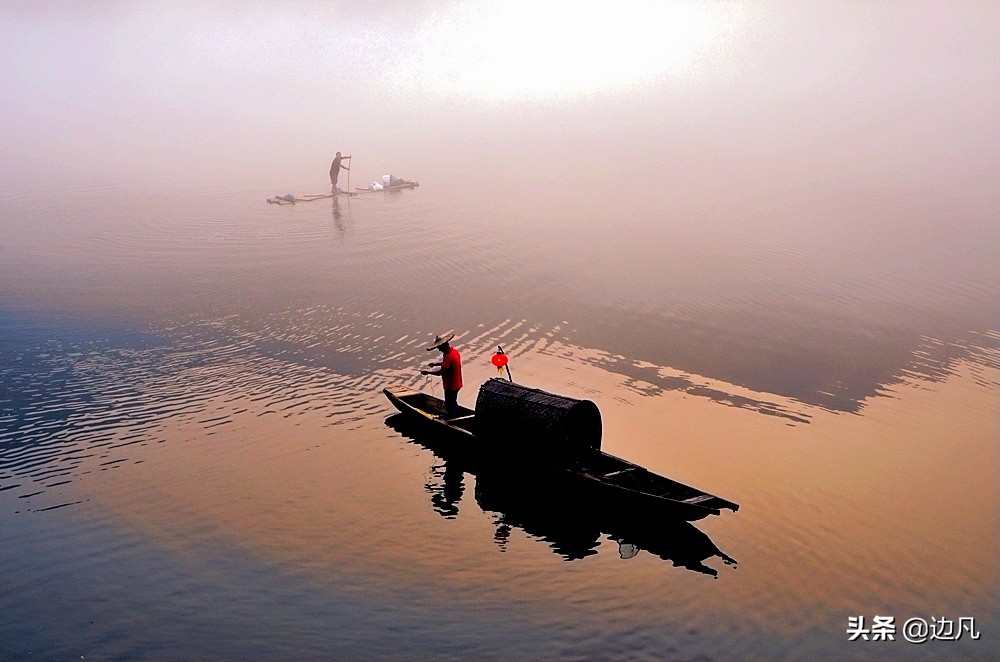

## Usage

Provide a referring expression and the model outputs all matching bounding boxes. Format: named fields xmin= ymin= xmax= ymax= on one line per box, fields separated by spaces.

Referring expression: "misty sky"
xmin=1 ymin=1 xmax=998 ymax=194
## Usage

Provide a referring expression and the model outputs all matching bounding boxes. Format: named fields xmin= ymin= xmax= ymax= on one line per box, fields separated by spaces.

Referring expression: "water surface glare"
xmin=1 ymin=179 xmax=997 ymax=660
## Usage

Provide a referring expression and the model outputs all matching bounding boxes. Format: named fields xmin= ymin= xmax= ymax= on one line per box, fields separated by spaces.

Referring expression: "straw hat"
xmin=426 ymin=332 xmax=455 ymax=351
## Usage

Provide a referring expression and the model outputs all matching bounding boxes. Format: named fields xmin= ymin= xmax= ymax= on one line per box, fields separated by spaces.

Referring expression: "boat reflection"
xmin=387 ymin=414 xmax=737 ymax=576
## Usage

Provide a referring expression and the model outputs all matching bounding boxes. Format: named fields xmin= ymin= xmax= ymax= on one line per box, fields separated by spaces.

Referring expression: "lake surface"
xmin=1 ymin=169 xmax=996 ymax=660
xmin=2 ymin=7 xmax=1000 ymax=659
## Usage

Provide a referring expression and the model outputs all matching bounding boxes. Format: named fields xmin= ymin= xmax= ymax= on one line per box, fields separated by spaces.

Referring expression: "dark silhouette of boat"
xmin=385 ymin=413 xmax=737 ymax=575
xmin=384 ymin=380 xmax=739 ymax=522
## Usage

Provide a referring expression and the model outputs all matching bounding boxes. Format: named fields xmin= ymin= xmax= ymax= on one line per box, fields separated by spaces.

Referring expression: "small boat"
xmin=386 ymin=412 xmax=738 ymax=572
xmin=383 ymin=384 xmax=739 ymax=521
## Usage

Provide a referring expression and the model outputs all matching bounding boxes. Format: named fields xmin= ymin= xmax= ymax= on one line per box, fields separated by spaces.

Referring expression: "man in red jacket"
xmin=421 ymin=332 xmax=463 ymax=417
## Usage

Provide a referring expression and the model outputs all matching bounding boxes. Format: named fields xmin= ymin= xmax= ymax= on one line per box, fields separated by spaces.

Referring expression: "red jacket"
xmin=440 ymin=347 xmax=463 ymax=390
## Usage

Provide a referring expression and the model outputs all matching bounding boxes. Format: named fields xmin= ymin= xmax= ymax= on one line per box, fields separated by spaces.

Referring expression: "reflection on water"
xmin=389 ymin=414 xmax=737 ymax=576
xmin=2 ymin=0 xmax=999 ymax=654
xmin=331 ymin=195 xmax=343 ymax=228
xmin=0 ymin=302 xmax=802 ymax=508
xmin=4 ymin=182 xmax=994 ymax=421
xmin=0 ymin=178 xmax=996 ymax=660
xmin=475 ymin=477 xmax=737 ymax=577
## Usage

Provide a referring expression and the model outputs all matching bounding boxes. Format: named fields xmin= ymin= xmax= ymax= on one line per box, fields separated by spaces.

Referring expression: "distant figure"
xmin=330 ymin=152 xmax=351 ymax=192
xmin=421 ymin=333 xmax=463 ymax=417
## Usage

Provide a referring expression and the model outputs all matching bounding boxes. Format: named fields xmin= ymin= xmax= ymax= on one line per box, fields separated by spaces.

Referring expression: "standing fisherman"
xmin=330 ymin=151 xmax=351 ymax=192
xmin=421 ymin=333 xmax=463 ymax=417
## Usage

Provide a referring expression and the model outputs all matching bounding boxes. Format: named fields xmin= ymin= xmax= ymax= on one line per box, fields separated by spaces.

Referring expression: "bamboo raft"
xmin=266 ymin=192 xmax=352 ymax=205
xmin=267 ymin=181 xmax=419 ymax=205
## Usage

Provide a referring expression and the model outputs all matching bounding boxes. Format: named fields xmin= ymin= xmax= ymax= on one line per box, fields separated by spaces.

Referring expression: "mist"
xmin=1 ymin=1 xmax=996 ymax=201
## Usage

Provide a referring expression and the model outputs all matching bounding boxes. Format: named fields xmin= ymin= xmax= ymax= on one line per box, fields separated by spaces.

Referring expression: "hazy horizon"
xmin=2 ymin=3 xmax=998 ymax=660
xmin=2 ymin=1 xmax=998 ymax=199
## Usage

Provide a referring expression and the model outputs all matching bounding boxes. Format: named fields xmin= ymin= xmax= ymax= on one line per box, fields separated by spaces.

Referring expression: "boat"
xmin=386 ymin=412 xmax=738 ymax=573
xmin=383 ymin=383 xmax=739 ymax=521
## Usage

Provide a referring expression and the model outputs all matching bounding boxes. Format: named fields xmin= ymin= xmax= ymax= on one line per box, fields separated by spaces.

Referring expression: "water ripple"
xmin=4 ymin=295 xmax=996 ymax=514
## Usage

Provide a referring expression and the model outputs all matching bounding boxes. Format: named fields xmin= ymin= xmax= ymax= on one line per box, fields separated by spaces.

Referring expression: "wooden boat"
xmin=383 ymin=385 xmax=739 ymax=521
xmin=386 ymin=412 xmax=737 ymax=572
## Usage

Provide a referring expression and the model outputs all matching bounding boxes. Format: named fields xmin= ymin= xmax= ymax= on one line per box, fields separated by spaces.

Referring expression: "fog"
xmin=2 ymin=1 xmax=997 ymax=202
xmin=0 ymin=9 xmax=997 ymax=657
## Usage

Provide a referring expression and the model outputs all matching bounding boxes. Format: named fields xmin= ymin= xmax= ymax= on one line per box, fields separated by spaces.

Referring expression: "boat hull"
xmin=383 ymin=386 xmax=738 ymax=521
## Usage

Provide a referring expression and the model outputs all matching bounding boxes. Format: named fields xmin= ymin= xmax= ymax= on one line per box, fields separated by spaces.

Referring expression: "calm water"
xmin=1 ymin=170 xmax=996 ymax=660
xmin=4 ymin=3 xmax=998 ymax=658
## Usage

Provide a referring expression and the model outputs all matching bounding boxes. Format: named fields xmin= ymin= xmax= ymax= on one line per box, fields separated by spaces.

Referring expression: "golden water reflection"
xmin=74 ymin=336 xmax=997 ymax=639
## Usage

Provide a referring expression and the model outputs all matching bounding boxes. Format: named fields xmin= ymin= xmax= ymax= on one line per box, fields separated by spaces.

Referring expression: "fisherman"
xmin=329 ymin=151 xmax=351 ymax=192
xmin=421 ymin=332 xmax=463 ymax=417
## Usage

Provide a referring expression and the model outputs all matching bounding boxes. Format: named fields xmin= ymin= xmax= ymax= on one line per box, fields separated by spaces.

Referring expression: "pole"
xmin=497 ymin=345 xmax=513 ymax=382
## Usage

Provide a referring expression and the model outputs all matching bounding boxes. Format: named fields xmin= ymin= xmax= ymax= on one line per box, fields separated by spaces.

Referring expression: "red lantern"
xmin=491 ymin=352 xmax=508 ymax=374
